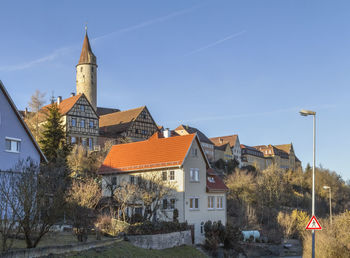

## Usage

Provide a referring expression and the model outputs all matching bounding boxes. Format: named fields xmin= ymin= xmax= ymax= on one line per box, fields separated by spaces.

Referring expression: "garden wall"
xmin=1 ymin=238 xmax=119 ymax=258
xmin=127 ymin=230 xmax=192 ymax=250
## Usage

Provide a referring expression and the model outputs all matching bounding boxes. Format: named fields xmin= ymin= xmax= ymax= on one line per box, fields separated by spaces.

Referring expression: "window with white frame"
xmin=217 ymin=196 xmax=224 ymax=209
xmin=190 ymin=168 xmax=199 ymax=182
xmin=169 ymin=170 xmax=175 ymax=180
xmin=189 ymin=197 xmax=199 ymax=210
xmin=130 ymin=176 xmax=135 ymax=184
xmin=5 ymin=137 xmax=21 ymax=153
xmin=208 ymin=196 xmax=215 ymax=209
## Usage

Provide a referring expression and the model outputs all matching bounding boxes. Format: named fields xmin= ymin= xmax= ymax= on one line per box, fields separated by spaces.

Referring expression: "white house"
xmin=98 ymin=131 xmax=228 ymax=244
xmin=0 ymin=81 xmax=46 ymax=172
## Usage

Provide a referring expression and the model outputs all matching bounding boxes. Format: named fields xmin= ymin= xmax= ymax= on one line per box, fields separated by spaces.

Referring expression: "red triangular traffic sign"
xmin=306 ymin=215 xmax=322 ymax=230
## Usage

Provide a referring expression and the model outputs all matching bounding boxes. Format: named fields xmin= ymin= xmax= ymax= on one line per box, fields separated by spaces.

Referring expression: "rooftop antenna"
xmin=50 ymin=91 xmax=55 ymax=104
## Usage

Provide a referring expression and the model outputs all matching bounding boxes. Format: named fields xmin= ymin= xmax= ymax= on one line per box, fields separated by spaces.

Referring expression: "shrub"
xmin=129 ymin=213 xmax=144 ymax=224
xmin=173 ymin=208 xmax=179 ymax=222
xmin=303 ymin=211 xmax=350 ymax=257
xmin=204 ymin=220 xmax=226 ymax=251
xmin=95 ymin=215 xmax=130 ymax=236
xmin=224 ymin=224 xmax=242 ymax=249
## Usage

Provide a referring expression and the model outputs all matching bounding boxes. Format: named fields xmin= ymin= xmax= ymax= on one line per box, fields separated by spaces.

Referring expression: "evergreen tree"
xmin=39 ymin=103 xmax=70 ymax=162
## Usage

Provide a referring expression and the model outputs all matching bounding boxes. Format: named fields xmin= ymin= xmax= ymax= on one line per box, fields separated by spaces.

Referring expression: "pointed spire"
xmin=78 ymin=27 xmax=96 ymax=65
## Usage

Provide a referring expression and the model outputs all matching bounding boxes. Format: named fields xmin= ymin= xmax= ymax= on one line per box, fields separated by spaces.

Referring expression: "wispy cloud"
xmin=171 ymin=104 xmax=337 ymax=124
xmin=93 ymin=4 xmax=204 ymax=43
xmin=0 ymin=47 xmax=73 ymax=72
xmin=184 ymin=30 xmax=246 ymax=56
xmin=0 ymin=4 xmax=203 ymax=72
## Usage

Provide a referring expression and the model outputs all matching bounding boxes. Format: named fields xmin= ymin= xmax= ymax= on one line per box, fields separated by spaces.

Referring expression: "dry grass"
xmin=1 ymin=232 xmax=109 ymax=250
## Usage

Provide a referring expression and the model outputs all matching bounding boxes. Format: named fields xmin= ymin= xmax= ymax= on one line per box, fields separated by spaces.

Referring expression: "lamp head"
xmin=323 ymin=185 xmax=330 ymax=190
xmin=300 ymin=109 xmax=316 ymax=116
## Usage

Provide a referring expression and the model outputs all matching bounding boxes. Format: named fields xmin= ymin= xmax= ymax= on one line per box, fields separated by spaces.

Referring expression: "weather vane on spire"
xmin=85 ymin=23 xmax=88 ymax=34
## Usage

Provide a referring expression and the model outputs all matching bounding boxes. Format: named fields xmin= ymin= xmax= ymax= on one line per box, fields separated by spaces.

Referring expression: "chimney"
xmin=220 ymin=138 xmax=224 ymax=144
xmin=163 ymin=128 xmax=171 ymax=138
xmin=25 ymin=107 xmax=28 ymax=116
xmin=71 ymin=92 xmax=75 ymax=97
xmin=57 ymin=96 xmax=62 ymax=105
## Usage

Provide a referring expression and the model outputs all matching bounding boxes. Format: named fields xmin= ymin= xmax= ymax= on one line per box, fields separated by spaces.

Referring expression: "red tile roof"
xmin=210 ymin=135 xmax=238 ymax=148
xmin=41 ymin=94 xmax=82 ymax=116
xmin=206 ymin=168 xmax=228 ymax=192
xmin=98 ymin=133 xmax=198 ymax=174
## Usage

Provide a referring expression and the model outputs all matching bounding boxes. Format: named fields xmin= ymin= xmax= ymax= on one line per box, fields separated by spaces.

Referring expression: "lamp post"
xmin=300 ymin=109 xmax=316 ymax=258
xmin=323 ymin=185 xmax=332 ymax=225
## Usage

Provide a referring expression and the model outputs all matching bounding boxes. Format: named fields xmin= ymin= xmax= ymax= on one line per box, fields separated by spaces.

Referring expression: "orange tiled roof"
xmin=206 ymin=168 xmax=228 ymax=192
xmin=210 ymin=135 xmax=238 ymax=148
xmin=40 ymin=94 xmax=82 ymax=117
xmin=98 ymin=133 xmax=197 ymax=174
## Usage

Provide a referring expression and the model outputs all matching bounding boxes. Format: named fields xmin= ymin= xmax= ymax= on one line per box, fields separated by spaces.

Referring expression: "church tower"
xmin=76 ymin=28 xmax=97 ymax=111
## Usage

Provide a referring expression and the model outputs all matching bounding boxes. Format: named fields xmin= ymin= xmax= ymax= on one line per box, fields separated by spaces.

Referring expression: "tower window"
xmin=91 ymin=67 xmax=94 ymax=72
xmin=80 ymin=67 xmax=83 ymax=72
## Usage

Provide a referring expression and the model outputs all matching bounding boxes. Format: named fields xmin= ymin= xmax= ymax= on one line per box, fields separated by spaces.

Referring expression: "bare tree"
xmin=24 ymin=90 xmax=46 ymax=141
xmin=5 ymin=158 xmax=67 ymax=248
xmin=137 ymin=173 xmax=176 ymax=221
xmin=113 ymin=182 xmax=139 ymax=221
xmin=66 ymin=178 xmax=101 ymax=241
xmin=0 ymin=173 xmax=21 ymax=252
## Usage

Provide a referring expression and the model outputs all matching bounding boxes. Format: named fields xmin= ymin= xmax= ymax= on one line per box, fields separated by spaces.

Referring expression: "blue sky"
xmin=1 ymin=0 xmax=350 ymax=180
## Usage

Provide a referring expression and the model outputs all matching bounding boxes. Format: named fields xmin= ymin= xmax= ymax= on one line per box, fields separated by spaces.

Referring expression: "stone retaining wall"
xmin=1 ymin=238 xmax=119 ymax=258
xmin=127 ymin=230 xmax=192 ymax=250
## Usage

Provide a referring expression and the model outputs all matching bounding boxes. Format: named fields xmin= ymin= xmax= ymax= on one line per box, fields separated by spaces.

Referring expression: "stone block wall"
xmin=127 ymin=230 xmax=192 ymax=250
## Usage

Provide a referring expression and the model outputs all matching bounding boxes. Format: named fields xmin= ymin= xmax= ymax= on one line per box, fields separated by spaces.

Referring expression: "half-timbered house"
xmin=99 ymin=106 xmax=158 ymax=143
xmin=41 ymin=93 xmax=99 ymax=150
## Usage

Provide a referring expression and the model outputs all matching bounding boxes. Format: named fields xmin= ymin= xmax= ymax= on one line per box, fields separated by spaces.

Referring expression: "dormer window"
xmin=208 ymin=176 xmax=215 ymax=183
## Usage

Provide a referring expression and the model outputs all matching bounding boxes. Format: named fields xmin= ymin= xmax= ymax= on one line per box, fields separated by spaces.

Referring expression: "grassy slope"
xmin=65 ymin=240 xmax=207 ymax=258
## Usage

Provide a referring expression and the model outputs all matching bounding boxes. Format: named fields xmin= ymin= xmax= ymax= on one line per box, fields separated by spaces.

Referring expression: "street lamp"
xmin=323 ymin=185 xmax=332 ymax=225
xmin=300 ymin=109 xmax=316 ymax=258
